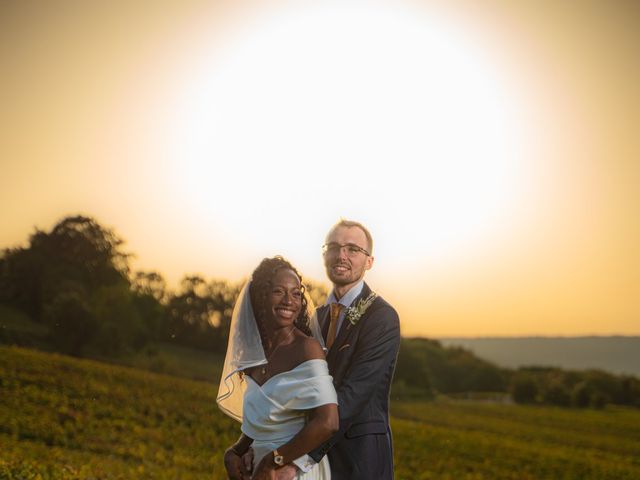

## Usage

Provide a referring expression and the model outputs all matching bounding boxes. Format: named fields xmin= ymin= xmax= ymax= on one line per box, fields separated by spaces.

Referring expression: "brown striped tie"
xmin=326 ymin=303 xmax=343 ymax=349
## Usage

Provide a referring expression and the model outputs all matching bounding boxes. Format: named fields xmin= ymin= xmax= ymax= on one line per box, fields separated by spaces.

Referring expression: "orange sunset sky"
xmin=1 ymin=0 xmax=638 ymax=337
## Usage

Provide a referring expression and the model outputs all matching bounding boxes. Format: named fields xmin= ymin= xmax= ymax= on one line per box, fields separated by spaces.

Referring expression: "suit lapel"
xmin=327 ymin=282 xmax=372 ymax=357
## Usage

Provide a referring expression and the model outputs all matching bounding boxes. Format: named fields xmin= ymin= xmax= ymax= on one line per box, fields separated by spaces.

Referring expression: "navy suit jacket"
xmin=309 ymin=282 xmax=401 ymax=479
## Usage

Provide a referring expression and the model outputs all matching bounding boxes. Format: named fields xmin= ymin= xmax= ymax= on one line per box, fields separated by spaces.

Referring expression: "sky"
xmin=1 ymin=0 xmax=638 ymax=337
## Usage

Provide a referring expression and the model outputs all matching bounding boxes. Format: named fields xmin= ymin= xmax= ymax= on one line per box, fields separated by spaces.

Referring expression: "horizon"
xmin=436 ymin=334 xmax=640 ymax=339
xmin=2 ymin=1 xmax=639 ymax=337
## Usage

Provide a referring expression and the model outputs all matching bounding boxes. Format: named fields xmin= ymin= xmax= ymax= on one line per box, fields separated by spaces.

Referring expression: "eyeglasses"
xmin=322 ymin=242 xmax=371 ymax=257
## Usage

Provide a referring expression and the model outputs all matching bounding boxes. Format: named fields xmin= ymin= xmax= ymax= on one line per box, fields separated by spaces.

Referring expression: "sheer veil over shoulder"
xmin=216 ymin=281 xmax=324 ymax=422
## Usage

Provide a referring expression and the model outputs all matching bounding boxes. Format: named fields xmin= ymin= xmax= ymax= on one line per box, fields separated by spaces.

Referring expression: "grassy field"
xmin=2 ymin=346 xmax=639 ymax=479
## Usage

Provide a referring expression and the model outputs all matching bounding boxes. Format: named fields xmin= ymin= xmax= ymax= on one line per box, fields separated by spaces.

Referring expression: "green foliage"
xmin=0 ymin=215 xmax=241 ymax=356
xmin=510 ymin=372 xmax=538 ymax=404
xmin=3 ymin=214 xmax=639 ymax=413
xmin=392 ymin=401 xmax=640 ymax=480
xmin=509 ymin=367 xmax=640 ymax=409
xmin=0 ymin=346 xmax=236 ymax=479
xmin=166 ymin=276 xmax=240 ymax=351
xmin=2 ymin=346 xmax=640 ymax=480
xmin=91 ymin=283 xmax=147 ymax=354
xmin=131 ymin=271 xmax=168 ymax=303
xmin=0 ymin=305 xmax=48 ymax=348
xmin=396 ymin=338 xmax=507 ymax=396
xmin=0 ymin=216 xmax=130 ymax=318
xmin=393 ymin=339 xmax=435 ymax=398
xmin=111 ymin=342 xmax=224 ymax=382
xmin=43 ymin=290 xmax=96 ymax=356
xmin=0 ymin=215 xmax=138 ymax=354
xmin=304 ymin=280 xmax=329 ymax=309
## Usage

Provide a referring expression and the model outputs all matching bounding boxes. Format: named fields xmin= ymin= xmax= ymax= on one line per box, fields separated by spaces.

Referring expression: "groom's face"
xmin=323 ymin=226 xmax=374 ymax=290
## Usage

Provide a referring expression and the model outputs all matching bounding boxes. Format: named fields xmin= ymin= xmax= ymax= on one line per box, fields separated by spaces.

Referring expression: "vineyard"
xmin=2 ymin=346 xmax=639 ymax=479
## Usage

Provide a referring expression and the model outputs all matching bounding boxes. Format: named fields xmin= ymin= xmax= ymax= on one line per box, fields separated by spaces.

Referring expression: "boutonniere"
xmin=345 ymin=292 xmax=377 ymax=326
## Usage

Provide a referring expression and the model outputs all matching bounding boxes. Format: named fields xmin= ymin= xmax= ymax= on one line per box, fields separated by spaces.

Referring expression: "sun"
xmin=161 ymin=3 xmax=532 ymax=278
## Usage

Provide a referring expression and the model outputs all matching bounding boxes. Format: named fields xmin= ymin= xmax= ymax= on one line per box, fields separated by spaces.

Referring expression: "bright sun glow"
xmin=163 ymin=3 xmax=530 ymax=276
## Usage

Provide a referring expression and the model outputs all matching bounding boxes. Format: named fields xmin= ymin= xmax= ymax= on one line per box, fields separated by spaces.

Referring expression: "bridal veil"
xmin=216 ymin=280 xmax=324 ymax=422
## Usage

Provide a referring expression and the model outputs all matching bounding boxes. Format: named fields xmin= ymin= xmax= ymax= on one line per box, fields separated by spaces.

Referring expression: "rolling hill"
xmin=2 ymin=345 xmax=640 ymax=479
xmin=438 ymin=336 xmax=640 ymax=376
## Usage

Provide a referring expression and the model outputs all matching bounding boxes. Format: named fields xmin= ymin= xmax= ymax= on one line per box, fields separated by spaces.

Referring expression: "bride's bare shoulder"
xmin=293 ymin=333 xmax=325 ymax=361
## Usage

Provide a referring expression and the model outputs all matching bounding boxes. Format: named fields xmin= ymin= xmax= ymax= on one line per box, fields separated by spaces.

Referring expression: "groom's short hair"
xmin=327 ymin=219 xmax=374 ymax=254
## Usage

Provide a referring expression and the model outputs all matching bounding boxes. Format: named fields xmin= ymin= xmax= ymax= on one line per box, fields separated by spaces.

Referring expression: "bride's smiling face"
xmin=267 ymin=268 xmax=303 ymax=329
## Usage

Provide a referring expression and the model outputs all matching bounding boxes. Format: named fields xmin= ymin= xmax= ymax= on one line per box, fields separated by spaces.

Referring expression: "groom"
xmin=288 ymin=219 xmax=401 ymax=479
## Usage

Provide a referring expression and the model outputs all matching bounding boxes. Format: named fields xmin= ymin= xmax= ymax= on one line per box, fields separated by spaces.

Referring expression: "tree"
xmin=131 ymin=271 xmax=169 ymax=340
xmin=91 ymin=283 xmax=146 ymax=354
xmin=131 ymin=271 xmax=167 ymax=303
xmin=510 ymin=372 xmax=538 ymax=404
xmin=0 ymin=215 xmax=131 ymax=322
xmin=0 ymin=215 xmax=148 ymax=354
xmin=393 ymin=339 xmax=434 ymax=398
xmin=542 ymin=378 xmax=572 ymax=407
xmin=166 ymin=276 xmax=239 ymax=351
xmin=44 ymin=289 xmax=96 ymax=356
xmin=571 ymin=381 xmax=593 ymax=408
xmin=0 ymin=246 xmax=45 ymax=319
xmin=305 ymin=280 xmax=329 ymax=309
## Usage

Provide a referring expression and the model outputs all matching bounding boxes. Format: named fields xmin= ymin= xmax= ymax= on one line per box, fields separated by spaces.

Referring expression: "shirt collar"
xmin=326 ymin=280 xmax=365 ymax=308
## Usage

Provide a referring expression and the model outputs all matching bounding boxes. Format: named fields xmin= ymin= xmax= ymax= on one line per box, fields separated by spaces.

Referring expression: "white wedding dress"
xmin=217 ymin=283 xmax=336 ymax=479
xmin=242 ymin=359 xmax=336 ymax=479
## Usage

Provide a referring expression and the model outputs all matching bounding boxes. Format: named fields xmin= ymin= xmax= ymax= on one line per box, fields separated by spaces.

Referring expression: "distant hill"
xmin=437 ymin=336 xmax=640 ymax=377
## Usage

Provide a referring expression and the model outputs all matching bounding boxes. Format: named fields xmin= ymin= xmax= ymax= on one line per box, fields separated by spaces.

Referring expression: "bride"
xmin=217 ymin=256 xmax=338 ymax=479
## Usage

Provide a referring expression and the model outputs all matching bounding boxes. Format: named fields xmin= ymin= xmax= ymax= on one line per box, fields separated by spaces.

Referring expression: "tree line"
xmin=396 ymin=338 xmax=640 ymax=409
xmin=1 ymin=215 xmax=639 ymax=409
xmin=0 ymin=215 xmax=324 ymax=357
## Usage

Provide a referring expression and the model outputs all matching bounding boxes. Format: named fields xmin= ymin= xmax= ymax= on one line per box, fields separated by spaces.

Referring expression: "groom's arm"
xmin=308 ymin=302 xmax=400 ymax=462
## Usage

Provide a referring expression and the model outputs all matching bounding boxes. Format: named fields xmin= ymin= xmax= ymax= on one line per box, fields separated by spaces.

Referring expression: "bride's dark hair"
xmin=249 ymin=256 xmax=312 ymax=344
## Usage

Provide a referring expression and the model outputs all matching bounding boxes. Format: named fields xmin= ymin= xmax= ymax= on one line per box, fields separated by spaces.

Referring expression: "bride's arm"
xmin=224 ymin=433 xmax=253 ymax=480
xmin=253 ymin=403 xmax=338 ymax=479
